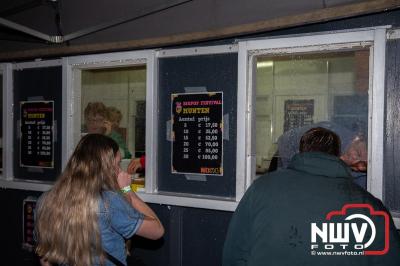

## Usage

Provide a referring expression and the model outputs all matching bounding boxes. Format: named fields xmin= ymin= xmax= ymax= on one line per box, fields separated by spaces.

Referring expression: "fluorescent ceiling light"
xmin=257 ymin=61 xmax=273 ymax=68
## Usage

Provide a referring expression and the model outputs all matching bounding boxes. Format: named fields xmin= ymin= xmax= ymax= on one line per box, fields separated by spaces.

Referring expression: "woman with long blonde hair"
xmin=35 ymin=134 xmax=164 ymax=266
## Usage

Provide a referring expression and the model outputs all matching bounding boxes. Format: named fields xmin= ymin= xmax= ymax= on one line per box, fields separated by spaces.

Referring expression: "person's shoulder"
xmin=249 ymin=169 xmax=295 ymax=195
xmin=101 ymin=190 xmax=121 ymax=201
xmin=110 ymin=130 xmax=123 ymax=139
xmin=347 ymin=183 xmax=388 ymax=210
xmin=348 ymin=182 xmax=373 ymax=197
xmin=100 ymin=190 xmax=128 ymax=211
xmin=253 ymin=168 xmax=296 ymax=185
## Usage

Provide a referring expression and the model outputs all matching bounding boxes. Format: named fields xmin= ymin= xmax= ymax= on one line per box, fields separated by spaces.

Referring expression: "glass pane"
xmin=80 ymin=65 xmax=146 ymax=189
xmin=254 ymin=50 xmax=369 ymax=188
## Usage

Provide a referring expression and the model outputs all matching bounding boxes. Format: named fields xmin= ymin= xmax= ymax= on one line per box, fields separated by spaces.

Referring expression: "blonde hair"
xmin=84 ymin=102 xmax=107 ymax=120
xmin=105 ymin=106 xmax=123 ymax=129
xmin=35 ymin=134 xmax=120 ymax=266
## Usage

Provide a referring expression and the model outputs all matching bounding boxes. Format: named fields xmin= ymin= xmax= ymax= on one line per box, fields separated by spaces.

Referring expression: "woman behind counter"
xmin=35 ymin=134 xmax=164 ymax=266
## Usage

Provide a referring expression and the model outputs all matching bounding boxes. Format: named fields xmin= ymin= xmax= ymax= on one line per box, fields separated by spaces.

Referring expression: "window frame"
xmin=237 ymin=27 xmax=387 ymax=203
xmin=0 ymin=63 xmax=11 ymax=180
xmin=0 ymin=60 xmax=62 ymax=191
xmin=0 ymin=28 xmax=391 ymax=214
xmin=66 ymin=48 xmax=240 ymax=211
xmin=65 ymin=50 xmax=157 ymax=192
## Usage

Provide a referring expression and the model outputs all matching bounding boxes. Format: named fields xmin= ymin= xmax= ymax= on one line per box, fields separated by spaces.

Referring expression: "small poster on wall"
xmin=20 ymin=101 xmax=54 ymax=168
xmin=22 ymin=197 xmax=37 ymax=252
xmin=284 ymin=99 xmax=314 ymax=132
xmin=171 ymin=92 xmax=223 ymax=176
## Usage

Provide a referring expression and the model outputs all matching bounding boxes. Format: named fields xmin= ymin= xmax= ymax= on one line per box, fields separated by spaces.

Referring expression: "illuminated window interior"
xmin=255 ymin=50 xmax=369 ymax=188
xmin=80 ymin=65 xmax=146 ymax=182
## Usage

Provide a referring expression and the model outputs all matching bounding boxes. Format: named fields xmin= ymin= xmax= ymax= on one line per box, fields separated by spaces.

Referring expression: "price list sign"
xmin=20 ymin=101 xmax=54 ymax=168
xmin=283 ymin=99 xmax=314 ymax=132
xmin=171 ymin=92 xmax=223 ymax=175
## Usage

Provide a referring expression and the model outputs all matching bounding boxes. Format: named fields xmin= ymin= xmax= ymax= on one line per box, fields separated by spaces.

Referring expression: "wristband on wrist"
xmin=120 ymin=185 xmax=132 ymax=194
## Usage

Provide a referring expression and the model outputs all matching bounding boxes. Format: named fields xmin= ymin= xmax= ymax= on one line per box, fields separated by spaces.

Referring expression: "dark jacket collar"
xmin=288 ymin=152 xmax=353 ymax=178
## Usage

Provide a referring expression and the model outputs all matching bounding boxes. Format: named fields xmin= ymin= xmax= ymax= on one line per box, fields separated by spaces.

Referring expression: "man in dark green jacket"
xmin=223 ymin=127 xmax=400 ymax=266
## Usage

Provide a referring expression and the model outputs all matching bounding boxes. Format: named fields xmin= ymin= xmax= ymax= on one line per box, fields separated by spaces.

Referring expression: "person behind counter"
xmin=83 ymin=102 xmax=107 ymax=134
xmin=104 ymin=106 xmax=132 ymax=159
xmin=35 ymin=134 xmax=164 ymax=266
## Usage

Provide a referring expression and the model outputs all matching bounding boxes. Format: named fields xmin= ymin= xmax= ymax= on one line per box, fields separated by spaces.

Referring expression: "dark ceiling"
xmin=0 ymin=0 xmax=193 ymax=43
xmin=0 ymin=0 xmax=398 ymax=60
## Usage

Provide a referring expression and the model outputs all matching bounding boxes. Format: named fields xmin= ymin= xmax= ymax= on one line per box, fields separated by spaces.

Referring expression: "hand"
xmin=349 ymin=160 xmax=367 ymax=172
xmin=117 ymin=169 xmax=132 ymax=188
xmin=103 ymin=120 xmax=112 ymax=135
xmin=127 ymin=158 xmax=143 ymax=174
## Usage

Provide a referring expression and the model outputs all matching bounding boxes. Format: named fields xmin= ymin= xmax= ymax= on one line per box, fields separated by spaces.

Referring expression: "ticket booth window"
xmin=66 ymin=49 xmax=239 ymax=210
xmin=80 ymin=66 xmax=147 ymax=175
xmin=238 ymin=29 xmax=386 ymax=204
xmin=255 ymin=50 xmax=369 ymax=188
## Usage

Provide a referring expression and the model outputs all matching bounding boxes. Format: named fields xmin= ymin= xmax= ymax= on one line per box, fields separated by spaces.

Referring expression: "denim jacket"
xmin=35 ymin=190 xmax=143 ymax=266
xmin=99 ymin=191 xmax=144 ymax=265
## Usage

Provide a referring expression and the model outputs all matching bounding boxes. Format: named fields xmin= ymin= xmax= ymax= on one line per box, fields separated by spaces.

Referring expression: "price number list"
xmin=20 ymin=101 xmax=54 ymax=168
xmin=172 ymin=92 xmax=223 ymax=175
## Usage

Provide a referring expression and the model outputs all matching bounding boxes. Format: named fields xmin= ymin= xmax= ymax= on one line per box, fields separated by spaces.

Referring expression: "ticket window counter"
xmin=79 ymin=66 xmax=147 ymax=190
xmin=239 ymin=27 xmax=400 ymax=228
xmin=64 ymin=28 xmax=392 ymax=216
xmin=0 ymin=28 xmax=393 ymax=218
xmin=66 ymin=47 xmax=241 ymax=211
xmin=0 ymin=48 xmax=241 ymax=211
xmin=237 ymin=28 xmax=387 ymax=210
xmin=254 ymin=51 xmax=369 ymax=188
xmin=67 ymin=53 xmax=150 ymax=192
